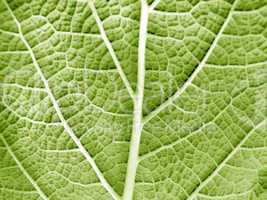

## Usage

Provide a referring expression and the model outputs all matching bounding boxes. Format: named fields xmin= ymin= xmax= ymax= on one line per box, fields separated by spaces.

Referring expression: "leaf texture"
xmin=0 ymin=0 xmax=266 ymax=200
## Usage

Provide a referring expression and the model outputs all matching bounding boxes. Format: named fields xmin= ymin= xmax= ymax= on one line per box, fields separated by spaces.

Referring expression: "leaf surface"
xmin=0 ymin=0 xmax=266 ymax=200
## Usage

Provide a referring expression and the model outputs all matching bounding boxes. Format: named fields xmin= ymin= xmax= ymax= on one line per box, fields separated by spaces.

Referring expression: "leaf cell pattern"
xmin=0 ymin=0 xmax=266 ymax=200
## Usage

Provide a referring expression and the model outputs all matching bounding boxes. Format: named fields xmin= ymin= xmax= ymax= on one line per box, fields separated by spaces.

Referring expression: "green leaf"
xmin=0 ymin=0 xmax=266 ymax=200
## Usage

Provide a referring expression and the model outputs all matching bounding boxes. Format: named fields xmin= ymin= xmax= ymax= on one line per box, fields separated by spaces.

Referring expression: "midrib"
xmin=122 ymin=1 xmax=149 ymax=200
xmin=123 ymin=0 xmax=239 ymax=199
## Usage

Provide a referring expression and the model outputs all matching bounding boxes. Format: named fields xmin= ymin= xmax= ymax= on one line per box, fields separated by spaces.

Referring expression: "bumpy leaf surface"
xmin=0 ymin=0 xmax=266 ymax=200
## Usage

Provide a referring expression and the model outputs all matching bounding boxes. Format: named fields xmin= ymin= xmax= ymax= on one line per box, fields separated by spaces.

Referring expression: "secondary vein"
xmin=187 ymin=119 xmax=267 ymax=200
xmin=149 ymin=0 xmax=162 ymax=11
xmin=0 ymin=136 xmax=49 ymax=200
xmin=87 ymin=0 xmax=135 ymax=101
xmin=3 ymin=1 xmax=120 ymax=200
xmin=142 ymin=0 xmax=238 ymax=125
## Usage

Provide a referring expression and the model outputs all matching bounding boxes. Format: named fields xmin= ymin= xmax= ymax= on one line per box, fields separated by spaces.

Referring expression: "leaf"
xmin=0 ymin=0 xmax=266 ymax=200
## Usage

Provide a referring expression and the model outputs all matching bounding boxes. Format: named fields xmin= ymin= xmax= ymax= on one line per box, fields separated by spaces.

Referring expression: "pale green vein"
xmin=2 ymin=101 xmax=62 ymax=126
xmin=139 ymin=83 xmax=245 ymax=162
xmin=122 ymin=1 xmax=149 ymax=199
xmin=0 ymin=136 xmax=49 ymax=200
xmin=142 ymin=0 xmax=238 ymax=125
xmin=197 ymin=190 xmax=252 ymax=199
xmin=87 ymin=0 xmax=135 ymax=101
xmin=1 ymin=83 xmax=46 ymax=92
xmin=149 ymin=0 xmax=162 ymax=11
xmin=2 ymin=1 xmax=120 ymax=200
xmin=187 ymin=119 xmax=267 ymax=200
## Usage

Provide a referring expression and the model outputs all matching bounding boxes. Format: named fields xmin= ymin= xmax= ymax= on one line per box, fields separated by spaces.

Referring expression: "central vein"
xmin=122 ymin=1 xmax=149 ymax=200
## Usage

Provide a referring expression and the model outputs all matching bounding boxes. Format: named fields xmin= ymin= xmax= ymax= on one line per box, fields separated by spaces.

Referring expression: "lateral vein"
xmin=3 ymin=1 xmax=120 ymax=200
xmin=87 ymin=0 xmax=135 ymax=101
xmin=186 ymin=119 xmax=267 ymax=200
xmin=142 ymin=0 xmax=237 ymax=125
xmin=149 ymin=0 xmax=162 ymax=11
xmin=0 ymin=136 xmax=49 ymax=200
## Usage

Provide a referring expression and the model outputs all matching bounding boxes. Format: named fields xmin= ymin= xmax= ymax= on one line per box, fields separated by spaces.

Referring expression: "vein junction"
xmin=2 ymin=1 xmax=120 ymax=199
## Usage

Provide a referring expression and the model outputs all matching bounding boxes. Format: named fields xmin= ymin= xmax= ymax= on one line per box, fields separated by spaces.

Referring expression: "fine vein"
xmin=3 ymin=1 xmax=120 ymax=200
xmin=87 ymin=0 xmax=135 ymax=101
xmin=0 ymin=136 xmax=49 ymax=200
xmin=122 ymin=1 xmax=149 ymax=199
xmin=142 ymin=0 xmax=238 ymax=125
xmin=187 ymin=119 xmax=267 ymax=200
